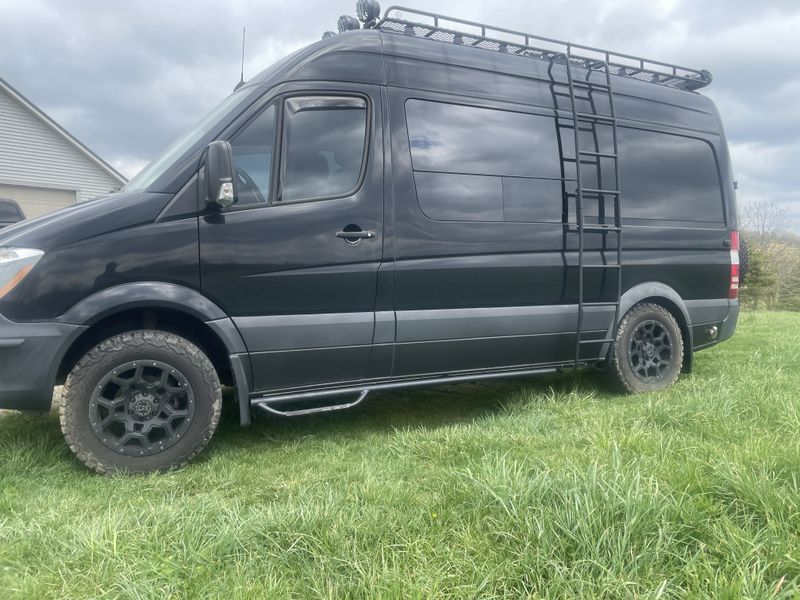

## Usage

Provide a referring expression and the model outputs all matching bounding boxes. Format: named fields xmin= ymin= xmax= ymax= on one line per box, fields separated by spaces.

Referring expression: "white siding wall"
xmin=0 ymin=87 xmax=122 ymax=202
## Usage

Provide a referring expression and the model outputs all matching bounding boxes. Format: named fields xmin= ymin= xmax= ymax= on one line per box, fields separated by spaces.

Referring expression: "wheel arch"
xmin=58 ymin=282 xmax=229 ymax=326
xmin=55 ymin=282 xmax=253 ymax=423
xmin=615 ymin=283 xmax=694 ymax=373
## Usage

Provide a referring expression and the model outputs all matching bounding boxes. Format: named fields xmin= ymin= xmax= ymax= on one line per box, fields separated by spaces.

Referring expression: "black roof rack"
xmin=376 ymin=6 xmax=712 ymax=91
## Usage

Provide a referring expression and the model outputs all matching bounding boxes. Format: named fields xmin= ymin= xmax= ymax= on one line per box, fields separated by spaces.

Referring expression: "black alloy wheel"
xmin=89 ymin=360 xmax=196 ymax=457
xmin=627 ymin=319 xmax=674 ymax=382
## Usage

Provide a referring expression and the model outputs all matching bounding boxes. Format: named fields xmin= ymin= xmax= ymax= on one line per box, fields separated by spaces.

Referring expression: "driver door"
xmin=199 ymin=87 xmax=384 ymax=392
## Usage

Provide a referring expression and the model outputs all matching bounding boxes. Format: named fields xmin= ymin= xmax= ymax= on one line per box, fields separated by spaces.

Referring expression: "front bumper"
xmin=0 ymin=314 xmax=84 ymax=411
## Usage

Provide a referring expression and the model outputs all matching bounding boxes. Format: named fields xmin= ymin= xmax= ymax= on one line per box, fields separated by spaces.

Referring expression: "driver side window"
xmin=280 ymin=96 xmax=368 ymax=203
xmin=231 ymin=104 xmax=275 ymax=205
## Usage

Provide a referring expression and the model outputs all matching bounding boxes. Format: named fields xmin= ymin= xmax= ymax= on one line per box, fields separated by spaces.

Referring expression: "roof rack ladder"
xmin=564 ymin=53 xmax=624 ymax=370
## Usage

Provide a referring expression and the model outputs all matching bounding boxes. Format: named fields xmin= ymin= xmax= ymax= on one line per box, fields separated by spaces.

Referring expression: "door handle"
xmin=336 ymin=227 xmax=376 ymax=245
xmin=336 ymin=230 xmax=375 ymax=239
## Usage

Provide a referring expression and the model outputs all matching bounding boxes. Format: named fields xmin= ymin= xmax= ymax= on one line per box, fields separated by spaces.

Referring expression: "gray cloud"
xmin=0 ymin=0 xmax=797 ymax=223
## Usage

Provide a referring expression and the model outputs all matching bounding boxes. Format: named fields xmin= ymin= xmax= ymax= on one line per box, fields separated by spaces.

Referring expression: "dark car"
xmin=0 ymin=3 xmax=740 ymax=474
xmin=0 ymin=198 xmax=24 ymax=229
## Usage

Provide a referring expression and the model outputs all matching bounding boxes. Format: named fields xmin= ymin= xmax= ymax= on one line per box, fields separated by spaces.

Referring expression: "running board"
xmin=256 ymin=390 xmax=370 ymax=418
xmin=251 ymin=367 xmax=558 ymax=418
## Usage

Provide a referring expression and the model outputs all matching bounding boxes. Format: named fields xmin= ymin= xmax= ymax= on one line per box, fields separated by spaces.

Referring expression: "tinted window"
xmin=620 ymin=128 xmax=724 ymax=224
xmin=414 ymin=172 xmax=502 ymax=221
xmin=231 ymin=104 xmax=276 ymax=205
xmin=405 ymin=100 xmax=562 ymax=223
xmin=281 ymin=97 xmax=368 ymax=203
xmin=406 ymin=100 xmax=560 ymax=178
xmin=0 ymin=201 xmax=21 ymax=221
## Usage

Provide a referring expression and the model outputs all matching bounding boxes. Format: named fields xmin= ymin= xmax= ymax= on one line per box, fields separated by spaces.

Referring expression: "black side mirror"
xmin=202 ymin=140 xmax=236 ymax=209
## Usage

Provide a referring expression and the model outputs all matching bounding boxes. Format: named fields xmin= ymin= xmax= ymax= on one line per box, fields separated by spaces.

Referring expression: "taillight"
xmin=729 ymin=231 xmax=740 ymax=300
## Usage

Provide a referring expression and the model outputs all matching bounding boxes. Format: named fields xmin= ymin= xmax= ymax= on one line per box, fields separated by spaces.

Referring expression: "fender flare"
xmin=57 ymin=282 xmax=254 ymax=424
xmin=608 ymin=282 xmax=694 ymax=372
xmin=59 ymin=282 xmax=228 ymax=325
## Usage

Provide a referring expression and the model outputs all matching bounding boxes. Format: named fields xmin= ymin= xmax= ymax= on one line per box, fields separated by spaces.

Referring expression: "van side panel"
xmin=387 ymin=88 xmax=586 ymax=376
xmin=384 ymin=37 xmax=732 ymax=373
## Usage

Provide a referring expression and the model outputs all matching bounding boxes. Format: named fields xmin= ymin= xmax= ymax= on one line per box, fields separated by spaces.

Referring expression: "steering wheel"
xmin=234 ymin=167 xmax=266 ymax=205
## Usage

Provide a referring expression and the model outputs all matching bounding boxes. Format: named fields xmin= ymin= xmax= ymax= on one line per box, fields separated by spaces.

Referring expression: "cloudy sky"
xmin=1 ymin=0 xmax=798 ymax=221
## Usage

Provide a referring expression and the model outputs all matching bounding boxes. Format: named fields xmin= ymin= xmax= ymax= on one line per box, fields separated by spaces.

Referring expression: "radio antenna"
xmin=234 ymin=27 xmax=246 ymax=91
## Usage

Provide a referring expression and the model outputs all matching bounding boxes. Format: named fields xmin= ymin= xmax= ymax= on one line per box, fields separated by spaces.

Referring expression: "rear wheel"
xmin=610 ymin=303 xmax=684 ymax=393
xmin=59 ymin=330 xmax=222 ymax=474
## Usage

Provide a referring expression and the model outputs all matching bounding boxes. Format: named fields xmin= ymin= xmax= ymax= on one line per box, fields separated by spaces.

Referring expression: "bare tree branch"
xmin=739 ymin=199 xmax=789 ymax=244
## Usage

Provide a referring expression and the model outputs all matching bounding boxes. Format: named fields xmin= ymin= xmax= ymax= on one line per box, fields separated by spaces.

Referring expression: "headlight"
xmin=0 ymin=248 xmax=44 ymax=300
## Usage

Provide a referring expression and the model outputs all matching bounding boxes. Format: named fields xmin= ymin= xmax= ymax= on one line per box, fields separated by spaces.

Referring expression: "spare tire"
xmin=739 ymin=233 xmax=749 ymax=285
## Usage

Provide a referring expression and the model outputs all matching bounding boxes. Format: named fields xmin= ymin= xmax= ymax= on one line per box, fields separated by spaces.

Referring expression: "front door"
xmin=200 ymin=87 xmax=384 ymax=392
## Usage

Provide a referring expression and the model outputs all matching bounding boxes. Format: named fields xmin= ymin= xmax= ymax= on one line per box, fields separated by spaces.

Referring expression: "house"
xmin=0 ymin=76 xmax=126 ymax=219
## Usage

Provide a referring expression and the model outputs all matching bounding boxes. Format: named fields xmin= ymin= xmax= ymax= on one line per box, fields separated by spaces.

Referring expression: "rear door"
xmin=199 ymin=85 xmax=384 ymax=392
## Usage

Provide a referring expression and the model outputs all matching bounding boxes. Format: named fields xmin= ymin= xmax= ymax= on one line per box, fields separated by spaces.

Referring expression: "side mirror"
xmin=202 ymin=140 xmax=236 ymax=209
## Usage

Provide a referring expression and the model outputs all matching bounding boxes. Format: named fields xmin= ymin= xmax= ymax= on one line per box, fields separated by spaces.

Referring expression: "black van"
xmin=0 ymin=4 xmax=740 ymax=473
xmin=0 ymin=198 xmax=24 ymax=229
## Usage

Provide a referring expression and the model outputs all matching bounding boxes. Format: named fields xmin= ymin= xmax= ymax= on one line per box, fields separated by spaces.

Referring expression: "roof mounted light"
xmin=337 ymin=15 xmax=360 ymax=33
xmin=322 ymin=31 xmax=337 ymax=39
xmin=357 ymin=0 xmax=381 ymax=27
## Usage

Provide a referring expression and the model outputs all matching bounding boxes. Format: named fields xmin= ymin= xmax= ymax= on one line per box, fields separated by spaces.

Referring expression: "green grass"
xmin=1 ymin=311 xmax=799 ymax=599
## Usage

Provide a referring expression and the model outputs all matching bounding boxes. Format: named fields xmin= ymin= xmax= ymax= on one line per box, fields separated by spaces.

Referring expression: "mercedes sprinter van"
xmin=0 ymin=4 xmax=739 ymax=473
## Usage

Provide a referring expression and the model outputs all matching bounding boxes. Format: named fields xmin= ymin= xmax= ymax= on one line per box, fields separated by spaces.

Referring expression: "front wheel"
xmin=59 ymin=330 xmax=222 ymax=474
xmin=609 ymin=303 xmax=684 ymax=393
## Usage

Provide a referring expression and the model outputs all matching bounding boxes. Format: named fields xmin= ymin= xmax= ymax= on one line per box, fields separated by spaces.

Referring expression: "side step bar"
xmin=256 ymin=390 xmax=370 ymax=418
xmin=251 ymin=367 xmax=558 ymax=418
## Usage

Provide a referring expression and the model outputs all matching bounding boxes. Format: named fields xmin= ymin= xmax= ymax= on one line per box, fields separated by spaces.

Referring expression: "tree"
xmin=739 ymin=243 xmax=778 ymax=309
xmin=739 ymin=199 xmax=789 ymax=244
xmin=763 ymin=241 xmax=800 ymax=311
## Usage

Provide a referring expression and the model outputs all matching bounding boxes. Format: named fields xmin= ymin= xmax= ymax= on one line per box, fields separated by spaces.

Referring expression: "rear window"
xmin=619 ymin=128 xmax=724 ymax=225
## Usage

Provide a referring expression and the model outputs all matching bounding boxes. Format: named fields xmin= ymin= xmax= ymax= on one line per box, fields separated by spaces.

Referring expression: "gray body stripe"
xmin=397 ymin=305 xmax=612 ymax=343
xmin=235 ymin=304 xmax=618 ymax=352
xmin=234 ymin=312 xmax=374 ymax=352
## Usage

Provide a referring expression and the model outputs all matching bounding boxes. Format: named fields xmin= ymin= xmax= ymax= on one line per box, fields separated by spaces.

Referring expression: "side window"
xmin=231 ymin=104 xmax=276 ymax=205
xmin=619 ymin=128 xmax=724 ymax=224
xmin=281 ymin=96 xmax=368 ymax=203
xmin=405 ymin=99 xmax=562 ymax=223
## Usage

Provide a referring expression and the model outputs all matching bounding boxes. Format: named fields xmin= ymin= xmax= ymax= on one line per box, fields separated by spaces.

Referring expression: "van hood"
xmin=0 ymin=190 xmax=175 ymax=252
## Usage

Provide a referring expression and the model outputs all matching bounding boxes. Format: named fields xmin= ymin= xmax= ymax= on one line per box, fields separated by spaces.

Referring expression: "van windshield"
xmin=125 ymin=88 xmax=252 ymax=192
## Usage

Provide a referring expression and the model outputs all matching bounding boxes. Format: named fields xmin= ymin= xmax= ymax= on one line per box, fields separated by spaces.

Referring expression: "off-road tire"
xmin=59 ymin=330 xmax=222 ymax=475
xmin=610 ymin=303 xmax=684 ymax=393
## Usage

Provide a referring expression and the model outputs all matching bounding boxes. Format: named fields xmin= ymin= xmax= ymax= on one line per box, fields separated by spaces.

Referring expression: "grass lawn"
xmin=1 ymin=311 xmax=799 ymax=599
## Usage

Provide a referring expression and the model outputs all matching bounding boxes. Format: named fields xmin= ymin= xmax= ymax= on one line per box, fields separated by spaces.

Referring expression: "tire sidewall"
xmin=61 ymin=332 xmax=221 ymax=474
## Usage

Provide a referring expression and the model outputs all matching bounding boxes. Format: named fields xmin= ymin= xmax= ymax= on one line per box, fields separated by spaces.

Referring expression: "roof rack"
xmin=376 ymin=6 xmax=712 ymax=91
